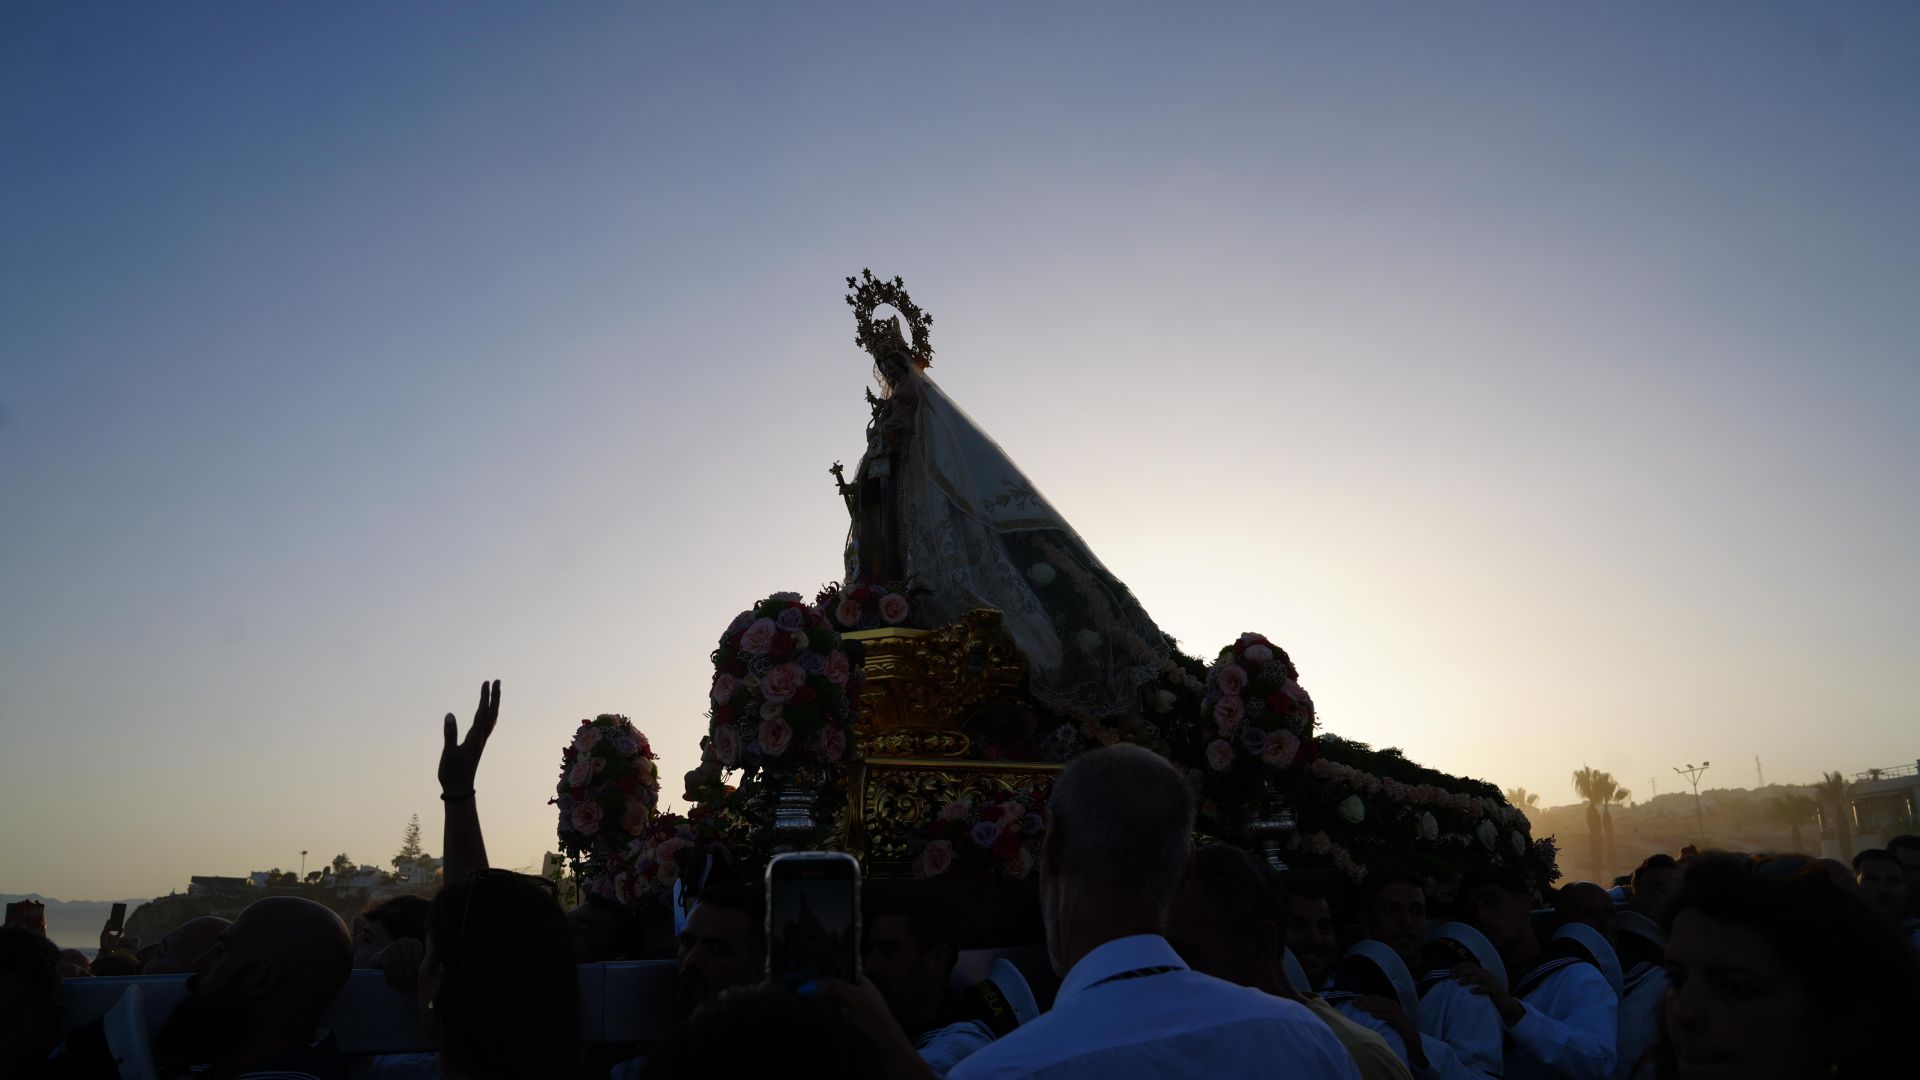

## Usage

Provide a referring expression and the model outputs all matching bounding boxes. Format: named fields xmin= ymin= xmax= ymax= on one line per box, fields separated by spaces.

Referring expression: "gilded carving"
xmin=862 ymin=729 xmax=971 ymax=758
xmin=847 ymin=609 xmax=1027 ymax=735
xmin=853 ymin=759 xmax=1061 ymax=865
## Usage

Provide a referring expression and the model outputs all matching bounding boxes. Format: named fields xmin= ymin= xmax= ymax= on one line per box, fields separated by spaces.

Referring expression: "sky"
xmin=3 ymin=3 xmax=1917 ymax=901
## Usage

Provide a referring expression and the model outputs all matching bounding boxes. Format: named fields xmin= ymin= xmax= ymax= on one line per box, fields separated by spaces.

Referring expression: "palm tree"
xmin=1768 ymin=793 xmax=1817 ymax=852
xmin=1572 ymin=766 xmax=1606 ymax=883
xmin=1602 ymin=779 xmax=1632 ymax=880
xmin=1814 ymin=771 xmax=1856 ymax=862
xmin=1505 ymin=787 xmax=1542 ymax=818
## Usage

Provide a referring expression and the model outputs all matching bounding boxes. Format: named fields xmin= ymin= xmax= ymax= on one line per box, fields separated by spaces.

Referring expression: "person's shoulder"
xmin=947 ymin=1012 xmax=1068 ymax=1080
xmin=1555 ymin=957 xmax=1615 ymax=993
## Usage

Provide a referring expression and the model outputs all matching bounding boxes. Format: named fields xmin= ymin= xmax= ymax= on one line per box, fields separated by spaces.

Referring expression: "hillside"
xmin=1522 ymin=784 xmax=1824 ymax=884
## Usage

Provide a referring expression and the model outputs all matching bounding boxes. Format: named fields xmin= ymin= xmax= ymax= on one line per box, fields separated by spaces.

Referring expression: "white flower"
xmin=1510 ymin=830 xmax=1528 ymax=856
xmin=1154 ymin=689 xmax=1177 ymax=715
xmin=1476 ymin=819 xmax=1498 ymax=851
xmin=1027 ymin=562 xmax=1057 ymax=586
xmin=1418 ymin=811 xmax=1439 ymax=841
xmin=1338 ymin=795 xmax=1366 ymax=824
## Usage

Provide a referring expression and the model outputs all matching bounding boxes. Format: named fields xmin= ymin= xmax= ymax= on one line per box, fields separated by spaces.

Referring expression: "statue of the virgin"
xmin=836 ymin=272 xmax=1171 ymax=721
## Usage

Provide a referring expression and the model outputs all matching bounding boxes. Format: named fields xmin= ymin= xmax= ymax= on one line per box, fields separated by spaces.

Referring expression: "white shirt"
xmin=918 ymin=1018 xmax=997 ymax=1077
xmin=1507 ymin=961 xmax=1617 ymax=1080
xmin=1417 ymin=976 xmax=1504 ymax=1079
xmin=1613 ymin=964 xmax=1664 ymax=1080
xmin=949 ymin=934 xmax=1360 ymax=1080
xmin=1330 ymin=999 xmax=1494 ymax=1080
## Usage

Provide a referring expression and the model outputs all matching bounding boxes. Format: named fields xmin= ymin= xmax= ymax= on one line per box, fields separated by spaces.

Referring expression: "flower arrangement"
xmin=1187 ymin=632 xmax=1317 ymax=822
xmin=815 ymin=580 xmax=918 ymax=631
xmin=1278 ymin=738 xmax=1558 ymax=899
xmin=551 ymin=714 xmax=661 ymax=895
xmin=708 ymin=593 xmax=858 ymax=775
xmin=913 ymin=786 xmax=1050 ymax=881
xmin=586 ymin=807 xmax=747 ymax=912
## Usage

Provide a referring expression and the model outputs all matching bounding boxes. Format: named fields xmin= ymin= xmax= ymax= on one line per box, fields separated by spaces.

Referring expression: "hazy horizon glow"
xmin=4 ymin=4 xmax=1917 ymax=899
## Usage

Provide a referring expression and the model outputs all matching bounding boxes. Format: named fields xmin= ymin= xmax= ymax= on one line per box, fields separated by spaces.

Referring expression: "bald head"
xmin=198 ymin=898 xmax=351 ymax=1020
xmin=145 ymin=916 xmax=230 ymax=976
xmin=1045 ymin=744 xmax=1195 ymax=911
xmin=1554 ymin=882 xmax=1615 ymax=939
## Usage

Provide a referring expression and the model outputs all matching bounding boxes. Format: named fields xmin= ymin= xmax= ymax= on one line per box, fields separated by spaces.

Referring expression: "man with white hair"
xmin=950 ymin=744 xmax=1358 ymax=1079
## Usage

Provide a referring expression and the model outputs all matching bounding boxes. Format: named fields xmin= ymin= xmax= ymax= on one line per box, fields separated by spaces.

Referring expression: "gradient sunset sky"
xmin=4 ymin=4 xmax=1917 ymax=900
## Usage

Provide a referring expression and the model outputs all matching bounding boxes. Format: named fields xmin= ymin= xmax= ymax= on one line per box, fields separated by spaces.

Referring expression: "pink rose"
xmin=820 ymin=725 xmax=846 ymax=762
xmin=653 ymin=837 xmax=687 ymax=871
xmin=824 ymin=650 xmax=851 ymax=687
xmin=758 ymin=715 xmax=793 ymax=757
xmin=570 ymin=802 xmax=604 ymax=836
xmin=1244 ymin=643 xmax=1274 ymax=663
xmin=1217 ymin=664 xmax=1249 ymax=696
xmin=622 ymin=803 xmax=650 ymax=836
xmin=1214 ymin=694 xmax=1244 ymax=734
xmin=916 ymin=839 xmax=956 ymax=877
xmin=937 ymin=800 xmax=971 ymax=822
xmin=738 ymin=617 xmax=779 ymax=655
xmin=710 ymin=672 xmax=737 ymax=704
xmin=567 ymin=760 xmax=594 ymax=788
xmin=575 ymin=728 xmax=602 ymax=752
xmin=712 ymin=725 xmax=740 ymax=767
xmin=1206 ymin=739 xmax=1235 ymax=772
xmin=878 ymin=592 xmax=910 ymax=624
xmin=760 ymin=662 xmax=807 ymax=704
xmin=1263 ymin=729 xmax=1300 ymax=769
xmin=835 ymin=597 xmax=864 ymax=627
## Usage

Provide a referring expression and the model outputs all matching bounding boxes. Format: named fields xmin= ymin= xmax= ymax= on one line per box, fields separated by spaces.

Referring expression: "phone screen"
xmin=765 ymin=852 xmax=860 ymax=990
xmin=107 ymin=903 xmax=127 ymax=933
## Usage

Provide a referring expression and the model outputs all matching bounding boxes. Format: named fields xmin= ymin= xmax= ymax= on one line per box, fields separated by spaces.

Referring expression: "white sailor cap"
xmin=1551 ymin=921 xmax=1625 ymax=999
xmin=1340 ymin=939 xmax=1421 ymax=1022
xmin=1425 ymin=921 xmax=1508 ymax=994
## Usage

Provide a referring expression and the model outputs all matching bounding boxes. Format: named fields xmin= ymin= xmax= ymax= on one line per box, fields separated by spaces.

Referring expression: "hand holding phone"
xmin=99 ymin=902 xmax=129 ymax=954
xmin=766 ymin=852 xmax=861 ymax=990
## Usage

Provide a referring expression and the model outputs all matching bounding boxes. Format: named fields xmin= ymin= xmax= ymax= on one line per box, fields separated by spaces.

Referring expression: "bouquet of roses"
xmin=815 ymin=580 xmax=917 ymax=631
xmin=708 ymin=593 xmax=858 ymax=775
xmin=913 ymin=786 xmax=1050 ymax=881
xmin=1188 ymin=632 xmax=1317 ymax=823
xmin=552 ymin=715 xmax=661 ymax=891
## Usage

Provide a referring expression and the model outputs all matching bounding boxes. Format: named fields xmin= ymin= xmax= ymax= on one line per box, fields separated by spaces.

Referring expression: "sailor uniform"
xmin=1327 ymin=945 xmax=1502 ymax=1080
xmin=1504 ymin=940 xmax=1618 ymax=1080
xmin=1611 ymin=915 xmax=1666 ymax=1080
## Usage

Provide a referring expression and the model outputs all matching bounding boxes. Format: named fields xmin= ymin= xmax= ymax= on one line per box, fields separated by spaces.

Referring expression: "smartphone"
xmin=765 ymin=852 xmax=861 ymax=990
xmin=107 ymin=902 xmax=127 ymax=934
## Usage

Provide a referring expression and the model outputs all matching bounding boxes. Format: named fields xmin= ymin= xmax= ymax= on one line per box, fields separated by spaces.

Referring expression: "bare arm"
xmin=439 ymin=679 xmax=500 ymax=886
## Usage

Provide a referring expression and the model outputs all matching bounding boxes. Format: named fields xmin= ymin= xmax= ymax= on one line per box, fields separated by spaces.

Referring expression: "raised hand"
xmin=439 ymin=679 xmax=500 ymax=798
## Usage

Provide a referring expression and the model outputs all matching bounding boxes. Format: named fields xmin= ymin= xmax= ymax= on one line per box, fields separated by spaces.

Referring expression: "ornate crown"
xmin=846 ymin=269 xmax=934 ymax=369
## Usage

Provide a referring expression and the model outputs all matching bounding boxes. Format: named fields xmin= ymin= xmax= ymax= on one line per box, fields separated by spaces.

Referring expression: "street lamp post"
xmin=300 ymin=850 xmax=308 ymax=880
xmin=1674 ymin=762 xmax=1711 ymax=843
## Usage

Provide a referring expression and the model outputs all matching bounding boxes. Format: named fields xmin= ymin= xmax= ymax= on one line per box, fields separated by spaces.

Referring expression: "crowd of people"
xmin=6 ymin=682 xmax=1919 ymax=1079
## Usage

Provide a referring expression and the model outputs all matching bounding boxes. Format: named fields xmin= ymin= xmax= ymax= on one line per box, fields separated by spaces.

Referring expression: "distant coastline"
xmin=3 ymin=894 xmax=148 ymax=955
